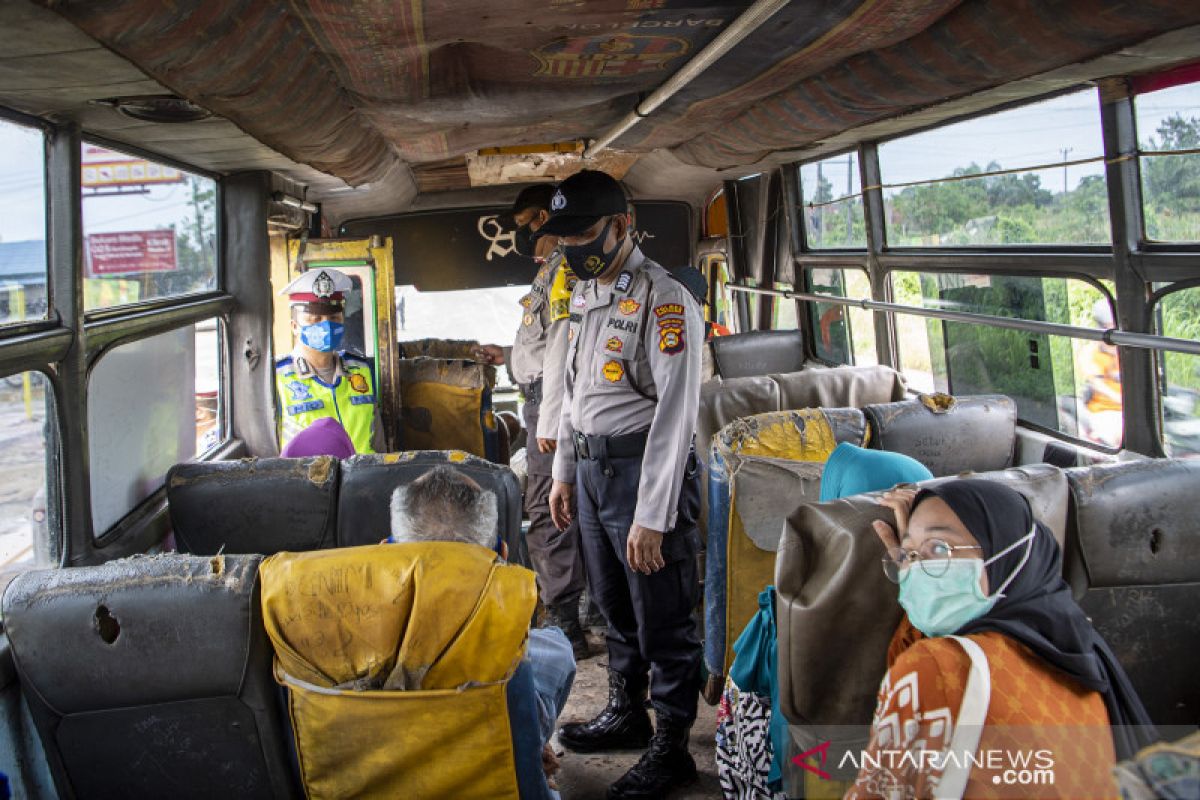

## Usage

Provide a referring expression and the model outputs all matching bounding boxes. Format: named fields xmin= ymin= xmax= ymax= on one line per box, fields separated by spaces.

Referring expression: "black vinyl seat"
xmin=710 ymin=330 xmax=805 ymax=378
xmin=1065 ymin=458 xmax=1200 ymax=727
xmin=167 ymin=456 xmax=340 ymax=556
xmin=2 ymin=554 xmax=300 ymax=800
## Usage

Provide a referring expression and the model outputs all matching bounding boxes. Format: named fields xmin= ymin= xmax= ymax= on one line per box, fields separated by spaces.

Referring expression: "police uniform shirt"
xmin=510 ymin=250 xmax=576 ymax=441
xmin=277 ymin=348 xmax=386 ymax=454
xmin=552 ymin=246 xmax=703 ymax=532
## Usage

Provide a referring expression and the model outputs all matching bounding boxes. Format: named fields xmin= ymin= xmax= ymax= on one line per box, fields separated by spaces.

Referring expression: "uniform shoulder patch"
xmin=654 ymin=302 xmax=685 ymax=318
xmin=657 ymin=318 xmax=686 ymax=355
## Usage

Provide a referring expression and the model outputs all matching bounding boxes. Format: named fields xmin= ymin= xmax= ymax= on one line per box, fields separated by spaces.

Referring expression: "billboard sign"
xmin=81 ymin=144 xmax=185 ymax=189
xmin=86 ymin=230 xmax=178 ymax=276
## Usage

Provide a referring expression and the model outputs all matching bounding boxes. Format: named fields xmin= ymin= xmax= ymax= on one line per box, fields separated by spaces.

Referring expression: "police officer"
xmin=477 ymin=184 xmax=591 ymax=658
xmin=543 ymin=170 xmax=703 ymax=799
xmin=276 ymin=268 xmax=384 ymax=454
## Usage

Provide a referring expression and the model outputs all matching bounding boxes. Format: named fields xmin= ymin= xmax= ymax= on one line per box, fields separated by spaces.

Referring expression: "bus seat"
xmin=1065 ymin=459 xmax=1200 ymax=727
xmin=259 ymin=543 xmax=551 ymax=800
xmin=705 ymin=408 xmax=868 ymax=690
xmin=398 ymin=357 xmax=500 ymax=461
xmin=775 ymin=463 xmax=1067 ymax=781
xmin=863 ymin=393 xmax=1017 ymax=475
xmin=2 ymin=554 xmax=299 ymax=800
xmin=710 ymin=330 xmax=806 ymax=379
xmin=772 ymin=364 xmax=907 ymax=411
xmin=335 ymin=451 xmax=526 ymax=563
xmin=167 ymin=457 xmax=340 ymax=556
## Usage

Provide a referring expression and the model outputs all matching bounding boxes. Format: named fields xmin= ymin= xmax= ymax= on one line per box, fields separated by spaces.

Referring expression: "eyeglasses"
xmin=882 ymin=538 xmax=983 ymax=583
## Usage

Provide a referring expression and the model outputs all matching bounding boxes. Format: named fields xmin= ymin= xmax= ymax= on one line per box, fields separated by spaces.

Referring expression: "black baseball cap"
xmin=505 ymin=183 xmax=556 ymax=223
xmin=534 ymin=170 xmax=629 ymax=238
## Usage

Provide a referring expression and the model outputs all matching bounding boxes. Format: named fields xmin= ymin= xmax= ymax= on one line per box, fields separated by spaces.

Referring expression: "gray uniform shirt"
xmin=552 ymin=246 xmax=703 ymax=532
xmin=510 ymin=249 xmax=575 ymax=441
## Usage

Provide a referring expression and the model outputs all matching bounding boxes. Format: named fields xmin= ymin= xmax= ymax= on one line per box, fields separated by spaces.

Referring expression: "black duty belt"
xmin=521 ymin=378 xmax=543 ymax=404
xmin=573 ymin=430 xmax=649 ymax=461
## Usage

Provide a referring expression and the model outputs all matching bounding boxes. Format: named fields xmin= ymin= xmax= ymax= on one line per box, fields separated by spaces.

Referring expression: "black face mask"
xmin=513 ymin=223 xmax=537 ymax=258
xmin=562 ymin=218 xmax=621 ymax=279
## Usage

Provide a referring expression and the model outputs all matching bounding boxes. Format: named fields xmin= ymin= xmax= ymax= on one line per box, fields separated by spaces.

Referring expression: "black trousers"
xmin=522 ymin=395 xmax=585 ymax=606
xmin=575 ymin=450 xmax=702 ymax=724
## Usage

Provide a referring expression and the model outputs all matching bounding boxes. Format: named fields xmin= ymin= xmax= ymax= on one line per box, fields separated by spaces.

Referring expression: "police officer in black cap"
xmin=543 ymin=170 xmax=703 ymax=799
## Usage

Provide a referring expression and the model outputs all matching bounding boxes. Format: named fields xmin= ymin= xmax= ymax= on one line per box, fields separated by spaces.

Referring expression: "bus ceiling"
xmin=2 ymin=2 xmax=1200 ymax=224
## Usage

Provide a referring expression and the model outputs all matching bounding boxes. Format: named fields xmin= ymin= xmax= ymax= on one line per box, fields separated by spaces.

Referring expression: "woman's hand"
xmin=873 ymin=487 xmax=919 ymax=552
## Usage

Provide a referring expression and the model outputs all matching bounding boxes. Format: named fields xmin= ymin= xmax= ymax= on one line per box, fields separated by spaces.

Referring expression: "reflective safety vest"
xmin=275 ymin=353 xmax=377 ymax=454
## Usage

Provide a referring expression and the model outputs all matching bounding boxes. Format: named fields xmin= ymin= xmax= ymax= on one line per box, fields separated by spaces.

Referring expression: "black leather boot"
xmin=558 ymin=671 xmax=652 ymax=753
xmin=550 ymin=598 xmax=589 ymax=660
xmin=607 ymin=713 xmax=697 ymax=800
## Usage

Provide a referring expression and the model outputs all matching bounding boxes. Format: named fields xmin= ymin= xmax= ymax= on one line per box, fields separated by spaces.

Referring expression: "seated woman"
xmin=847 ymin=480 xmax=1156 ymax=798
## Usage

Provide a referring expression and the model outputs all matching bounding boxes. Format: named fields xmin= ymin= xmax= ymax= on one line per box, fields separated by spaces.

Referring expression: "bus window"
xmin=0 ymin=118 xmax=47 ymax=327
xmin=1155 ymin=286 xmax=1200 ymax=457
xmin=699 ymin=253 xmax=735 ymax=333
xmin=395 ymin=284 xmax=527 ymax=388
xmin=81 ymin=143 xmax=218 ymax=311
xmin=1135 ymin=81 xmax=1200 ymax=243
xmin=891 ymin=271 xmax=1118 ymax=446
xmin=0 ymin=370 xmax=56 ymax=590
xmin=88 ymin=321 xmax=224 ymax=536
xmin=880 ymin=90 xmax=1108 ymax=247
xmin=771 ymin=282 xmax=799 ymax=330
xmin=805 ymin=267 xmax=877 ymax=366
xmin=799 ymin=151 xmax=866 ymax=249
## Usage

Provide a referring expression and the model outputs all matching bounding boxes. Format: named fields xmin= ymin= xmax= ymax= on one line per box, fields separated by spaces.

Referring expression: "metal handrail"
xmin=728 ymin=282 xmax=1200 ymax=356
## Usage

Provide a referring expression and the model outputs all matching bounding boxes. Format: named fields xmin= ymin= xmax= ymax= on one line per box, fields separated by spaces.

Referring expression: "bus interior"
xmin=1 ymin=0 xmax=1199 ymax=797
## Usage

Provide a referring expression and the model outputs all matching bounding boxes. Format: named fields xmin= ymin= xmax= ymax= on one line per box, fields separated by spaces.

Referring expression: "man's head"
xmin=509 ymin=183 xmax=558 ymax=261
xmin=535 ymin=170 xmax=631 ymax=281
xmin=389 ymin=466 xmax=499 ymax=550
xmin=280 ymin=269 xmax=353 ymax=354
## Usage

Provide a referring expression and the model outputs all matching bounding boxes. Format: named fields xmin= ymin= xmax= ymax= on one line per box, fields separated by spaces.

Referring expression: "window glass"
xmin=1154 ymin=286 xmax=1200 ymax=457
xmin=772 ymin=283 xmax=799 ymax=330
xmin=81 ymin=143 xmax=217 ymax=310
xmin=395 ymin=284 xmax=528 ymax=387
xmin=1136 ymin=82 xmax=1200 ymax=242
xmin=799 ymin=152 xmax=866 ymax=248
xmin=0 ymin=118 xmax=47 ymax=326
xmin=880 ymin=91 xmax=1110 ymax=246
xmin=701 ymin=254 xmax=737 ymax=334
xmin=890 ymin=271 xmax=1119 ymax=446
xmin=0 ymin=370 xmax=57 ymax=592
xmin=88 ymin=320 xmax=224 ymax=536
xmin=805 ymin=267 xmax=877 ymax=366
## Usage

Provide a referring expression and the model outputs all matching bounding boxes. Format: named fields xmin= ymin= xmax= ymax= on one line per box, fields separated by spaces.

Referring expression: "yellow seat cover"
xmin=260 ymin=542 xmax=537 ymax=799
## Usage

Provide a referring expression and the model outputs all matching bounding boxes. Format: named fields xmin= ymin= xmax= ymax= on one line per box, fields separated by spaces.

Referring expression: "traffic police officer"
xmin=544 ymin=170 xmax=703 ymax=799
xmin=481 ymin=184 xmax=590 ymax=658
xmin=275 ymin=268 xmax=384 ymax=454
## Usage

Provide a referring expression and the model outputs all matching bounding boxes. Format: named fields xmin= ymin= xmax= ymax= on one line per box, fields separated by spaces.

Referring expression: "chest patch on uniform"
xmin=607 ymin=318 xmax=638 ymax=333
xmin=287 ymin=381 xmax=312 ymax=401
xmin=572 ymin=294 xmax=587 ymax=308
xmin=602 ymin=359 xmax=625 ymax=382
xmin=520 ymin=294 xmax=533 ymax=309
xmin=605 ymin=336 xmax=623 ymax=354
xmin=658 ymin=319 xmax=686 ymax=355
xmin=523 ymin=313 xmax=535 ymax=327
xmin=615 ymin=271 xmax=633 ymax=293
xmin=618 ymin=298 xmax=641 ymax=316
xmin=654 ymin=303 xmax=685 ymax=318
xmin=349 ymin=373 xmax=370 ymax=393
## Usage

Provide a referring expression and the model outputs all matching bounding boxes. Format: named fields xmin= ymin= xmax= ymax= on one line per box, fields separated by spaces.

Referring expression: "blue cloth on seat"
xmin=729 ymin=586 xmax=788 ymax=792
xmin=819 ymin=442 xmax=933 ymax=502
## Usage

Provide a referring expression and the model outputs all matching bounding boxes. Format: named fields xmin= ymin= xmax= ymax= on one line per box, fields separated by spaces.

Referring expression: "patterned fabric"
xmin=846 ymin=621 xmax=1119 ymax=799
xmin=715 ymin=679 xmax=786 ymax=800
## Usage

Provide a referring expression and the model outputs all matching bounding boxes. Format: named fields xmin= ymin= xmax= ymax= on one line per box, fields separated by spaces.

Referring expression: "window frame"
xmin=795 ymin=147 xmax=869 ymax=253
xmin=1130 ymin=79 xmax=1200 ymax=251
xmin=0 ymin=106 xmax=53 ymax=336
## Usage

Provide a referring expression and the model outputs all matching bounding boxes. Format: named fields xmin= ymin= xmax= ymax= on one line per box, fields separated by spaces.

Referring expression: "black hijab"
xmin=913 ymin=479 xmax=1158 ymax=760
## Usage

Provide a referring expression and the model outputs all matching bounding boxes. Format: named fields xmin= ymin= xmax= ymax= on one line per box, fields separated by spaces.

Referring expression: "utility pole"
xmin=1060 ymin=147 xmax=1073 ymax=196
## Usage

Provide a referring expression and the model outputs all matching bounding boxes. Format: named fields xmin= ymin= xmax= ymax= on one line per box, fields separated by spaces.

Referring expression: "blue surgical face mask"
xmin=299 ymin=320 xmax=344 ymax=352
xmin=897 ymin=526 xmax=1036 ymax=637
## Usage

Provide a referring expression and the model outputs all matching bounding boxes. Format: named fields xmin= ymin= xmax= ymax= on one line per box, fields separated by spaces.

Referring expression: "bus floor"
xmin=553 ymin=633 xmax=722 ymax=799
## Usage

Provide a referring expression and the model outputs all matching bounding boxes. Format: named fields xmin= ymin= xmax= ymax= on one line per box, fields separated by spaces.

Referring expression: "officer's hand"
xmin=627 ymin=524 xmax=665 ymax=575
xmin=472 ymin=344 xmax=506 ymax=365
xmin=549 ymin=480 xmax=573 ymax=531
xmin=537 ymin=437 xmax=557 ymax=454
